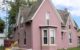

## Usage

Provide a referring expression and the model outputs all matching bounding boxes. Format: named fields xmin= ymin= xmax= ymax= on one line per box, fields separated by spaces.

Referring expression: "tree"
xmin=78 ymin=29 xmax=80 ymax=32
xmin=8 ymin=0 xmax=37 ymax=38
xmin=8 ymin=0 xmax=27 ymax=38
xmin=0 ymin=18 xmax=5 ymax=33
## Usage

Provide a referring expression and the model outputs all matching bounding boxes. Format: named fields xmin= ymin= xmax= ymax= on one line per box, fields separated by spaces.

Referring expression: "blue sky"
xmin=0 ymin=0 xmax=80 ymax=28
xmin=0 ymin=0 xmax=8 ymax=20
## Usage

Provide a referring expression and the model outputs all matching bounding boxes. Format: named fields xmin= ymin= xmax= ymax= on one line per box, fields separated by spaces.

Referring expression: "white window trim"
xmin=42 ymin=28 xmax=48 ymax=46
xmin=45 ymin=12 xmax=50 ymax=26
xmin=69 ymin=43 xmax=73 ymax=45
xmin=21 ymin=17 xmax=24 ymax=23
xmin=45 ymin=12 xmax=50 ymax=20
xmin=68 ymin=33 xmax=72 ymax=44
xmin=42 ymin=28 xmax=56 ymax=46
xmin=49 ymin=28 xmax=56 ymax=46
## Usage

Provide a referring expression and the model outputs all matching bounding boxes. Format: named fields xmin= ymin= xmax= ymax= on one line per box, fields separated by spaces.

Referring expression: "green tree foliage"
xmin=0 ymin=18 xmax=5 ymax=33
xmin=8 ymin=0 xmax=36 ymax=38
xmin=8 ymin=0 xmax=27 ymax=25
xmin=78 ymin=29 xmax=80 ymax=32
xmin=8 ymin=0 xmax=27 ymax=38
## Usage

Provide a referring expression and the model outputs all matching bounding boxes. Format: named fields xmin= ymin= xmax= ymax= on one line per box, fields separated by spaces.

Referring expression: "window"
xmin=50 ymin=29 xmax=55 ymax=44
xmin=61 ymin=32 xmax=64 ymax=40
xmin=24 ymin=32 xmax=26 ymax=44
xmin=21 ymin=17 xmax=24 ymax=23
xmin=45 ymin=12 xmax=50 ymax=25
xmin=24 ymin=38 xmax=26 ymax=44
xmin=42 ymin=29 xmax=48 ymax=45
xmin=42 ymin=28 xmax=56 ymax=46
xmin=69 ymin=33 xmax=72 ymax=43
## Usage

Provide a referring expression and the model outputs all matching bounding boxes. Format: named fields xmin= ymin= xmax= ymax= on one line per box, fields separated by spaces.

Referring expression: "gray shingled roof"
xmin=20 ymin=0 xmax=42 ymax=22
xmin=57 ymin=9 xmax=69 ymax=25
xmin=19 ymin=0 xmax=70 ymax=26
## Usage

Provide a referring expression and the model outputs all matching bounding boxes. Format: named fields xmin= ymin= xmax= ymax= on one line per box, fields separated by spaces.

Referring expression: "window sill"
xmin=42 ymin=44 xmax=49 ymax=46
xmin=69 ymin=43 xmax=72 ymax=45
xmin=27 ymin=49 xmax=32 ymax=50
xmin=23 ymin=45 xmax=26 ymax=46
xmin=49 ymin=44 xmax=56 ymax=46
xmin=42 ymin=44 xmax=56 ymax=46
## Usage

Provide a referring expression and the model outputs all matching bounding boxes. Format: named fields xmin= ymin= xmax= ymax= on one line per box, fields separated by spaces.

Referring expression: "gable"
xmin=57 ymin=9 xmax=69 ymax=25
xmin=16 ymin=0 xmax=43 ymax=25
xmin=16 ymin=0 xmax=64 ymax=25
xmin=31 ymin=0 xmax=63 ymax=23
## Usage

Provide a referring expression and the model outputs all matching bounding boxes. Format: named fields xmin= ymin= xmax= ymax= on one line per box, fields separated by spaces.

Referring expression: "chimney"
xmin=64 ymin=8 xmax=70 ymax=16
xmin=64 ymin=8 xmax=68 ymax=12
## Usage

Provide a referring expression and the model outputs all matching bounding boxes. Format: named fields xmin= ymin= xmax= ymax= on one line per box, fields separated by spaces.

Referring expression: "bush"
xmin=0 ymin=46 xmax=4 ymax=50
xmin=0 ymin=18 xmax=5 ymax=33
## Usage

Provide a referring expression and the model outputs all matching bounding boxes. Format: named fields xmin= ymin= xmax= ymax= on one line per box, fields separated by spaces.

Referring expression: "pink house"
xmin=13 ymin=0 xmax=78 ymax=50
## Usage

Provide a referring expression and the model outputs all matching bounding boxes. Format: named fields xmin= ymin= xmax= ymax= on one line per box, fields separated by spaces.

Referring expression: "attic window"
xmin=69 ymin=33 xmax=72 ymax=43
xmin=45 ymin=12 xmax=50 ymax=25
xmin=21 ymin=17 xmax=24 ymax=23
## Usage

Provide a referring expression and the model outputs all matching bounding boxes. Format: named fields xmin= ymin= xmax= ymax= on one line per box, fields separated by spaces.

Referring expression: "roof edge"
xmin=31 ymin=0 xmax=46 ymax=20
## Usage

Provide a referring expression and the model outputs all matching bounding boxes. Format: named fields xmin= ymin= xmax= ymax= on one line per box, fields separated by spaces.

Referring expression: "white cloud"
xmin=52 ymin=0 xmax=80 ymax=17
xmin=52 ymin=0 xmax=80 ymax=28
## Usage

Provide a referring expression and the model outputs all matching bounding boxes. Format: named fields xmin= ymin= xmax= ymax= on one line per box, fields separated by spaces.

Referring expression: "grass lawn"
xmin=0 ymin=46 xmax=4 ymax=50
xmin=58 ymin=47 xmax=80 ymax=50
xmin=67 ymin=47 xmax=80 ymax=50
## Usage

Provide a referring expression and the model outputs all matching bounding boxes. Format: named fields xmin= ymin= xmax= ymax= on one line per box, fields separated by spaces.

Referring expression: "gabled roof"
xmin=74 ymin=20 xmax=78 ymax=28
xmin=19 ymin=0 xmax=63 ymax=23
xmin=20 ymin=0 xmax=43 ymax=22
xmin=18 ymin=0 xmax=77 ymax=27
xmin=57 ymin=9 xmax=78 ymax=28
xmin=57 ymin=9 xmax=69 ymax=25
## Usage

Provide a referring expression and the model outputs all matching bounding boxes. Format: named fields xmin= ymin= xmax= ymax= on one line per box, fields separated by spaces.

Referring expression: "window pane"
xmin=44 ymin=30 xmax=47 ymax=37
xmin=42 ymin=29 xmax=48 ymax=44
xmin=50 ymin=30 xmax=54 ymax=37
xmin=24 ymin=38 xmax=26 ymax=44
xmin=47 ymin=20 xmax=49 ymax=25
xmin=45 ymin=12 xmax=50 ymax=25
xmin=51 ymin=37 xmax=54 ymax=44
xmin=61 ymin=32 xmax=64 ymax=40
xmin=69 ymin=39 xmax=72 ymax=43
xmin=44 ymin=37 xmax=47 ymax=44
xmin=69 ymin=33 xmax=72 ymax=43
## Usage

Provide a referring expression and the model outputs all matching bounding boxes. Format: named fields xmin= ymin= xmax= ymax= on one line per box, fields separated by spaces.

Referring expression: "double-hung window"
xmin=42 ymin=29 xmax=48 ymax=45
xmin=42 ymin=28 xmax=56 ymax=46
xmin=50 ymin=29 xmax=55 ymax=44
xmin=69 ymin=33 xmax=72 ymax=43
